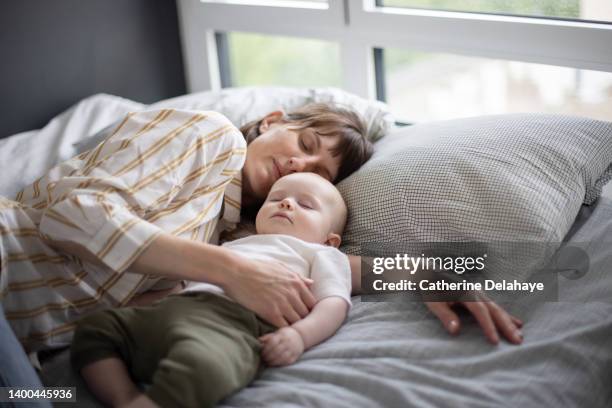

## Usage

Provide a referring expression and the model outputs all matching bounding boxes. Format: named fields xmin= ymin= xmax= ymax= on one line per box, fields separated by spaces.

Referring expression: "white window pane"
xmin=384 ymin=49 xmax=612 ymax=122
xmin=380 ymin=0 xmax=612 ymax=24
xmin=226 ymin=32 xmax=341 ymax=87
xmin=276 ymin=0 xmax=326 ymax=3
xmin=202 ymin=0 xmax=327 ymax=7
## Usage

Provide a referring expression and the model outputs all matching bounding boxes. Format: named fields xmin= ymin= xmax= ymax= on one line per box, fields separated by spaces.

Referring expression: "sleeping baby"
xmin=70 ymin=172 xmax=352 ymax=408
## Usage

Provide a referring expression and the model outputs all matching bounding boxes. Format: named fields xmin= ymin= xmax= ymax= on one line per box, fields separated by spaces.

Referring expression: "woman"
xmin=1 ymin=104 xmax=372 ymax=350
xmin=0 ymin=104 xmax=520 ymax=383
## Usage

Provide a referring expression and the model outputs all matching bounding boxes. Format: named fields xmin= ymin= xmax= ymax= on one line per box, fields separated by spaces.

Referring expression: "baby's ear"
xmin=325 ymin=233 xmax=341 ymax=248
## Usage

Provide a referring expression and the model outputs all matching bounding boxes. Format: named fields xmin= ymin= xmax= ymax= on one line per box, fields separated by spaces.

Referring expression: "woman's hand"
xmin=348 ymin=255 xmax=523 ymax=345
xmin=223 ymin=257 xmax=317 ymax=328
xmin=425 ymin=295 xmax=523 ymax=345
xmin=259 ymin=327 xmax=305 ymax=366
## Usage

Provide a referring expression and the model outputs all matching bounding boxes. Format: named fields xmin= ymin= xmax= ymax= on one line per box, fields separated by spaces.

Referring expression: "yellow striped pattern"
xmin=0 ymin=109 xmax=245 ymax=349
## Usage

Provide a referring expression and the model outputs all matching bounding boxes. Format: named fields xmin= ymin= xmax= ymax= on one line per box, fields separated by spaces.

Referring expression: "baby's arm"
xmin=259 ymin=296 xmax=348 ymax=366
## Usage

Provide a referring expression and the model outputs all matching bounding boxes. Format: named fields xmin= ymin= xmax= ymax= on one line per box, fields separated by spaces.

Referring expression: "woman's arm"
xmin=50 ymin=232 xmax=317 ymax=327
xmin=39 ymin=110 xmax=315 ymax=326
xmin=38 ymin=110 xmax=245 ymax=277
xmin=348 ymin=254 xmax=362 ymax=294
xmin=134 ymin=233 xmax=316 ymax=327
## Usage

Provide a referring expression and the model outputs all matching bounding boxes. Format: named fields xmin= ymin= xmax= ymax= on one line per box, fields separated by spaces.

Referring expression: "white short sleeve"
xmin=309 ymin=248 xmax=352 ymax=308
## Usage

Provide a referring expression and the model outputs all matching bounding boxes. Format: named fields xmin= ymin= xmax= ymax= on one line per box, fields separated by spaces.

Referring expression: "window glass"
xmin=203 ymin=0 xmax=327 ymax=4
xmin=224 ymin=32 xmax=341 ymax=87
xmin=280 ymin=0 xmax=326 ymax=3
xmin=379 ymin=0 xmax=612 ymax=23
xmin=383 ymin=48 xmax=612 ymax=122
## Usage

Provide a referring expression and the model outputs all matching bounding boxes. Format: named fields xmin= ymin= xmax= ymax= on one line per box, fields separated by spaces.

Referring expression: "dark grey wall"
xmin=0 ymin=0 xmax=187 ymax=138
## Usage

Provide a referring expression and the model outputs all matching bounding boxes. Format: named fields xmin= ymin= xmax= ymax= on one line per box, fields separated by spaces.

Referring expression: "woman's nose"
xmin=288 ymin=157 xmax=314 ymax=173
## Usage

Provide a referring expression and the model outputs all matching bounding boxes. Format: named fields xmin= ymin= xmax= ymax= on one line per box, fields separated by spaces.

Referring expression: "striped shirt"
xmin=0 ymin=109 xmax=246 ymax=351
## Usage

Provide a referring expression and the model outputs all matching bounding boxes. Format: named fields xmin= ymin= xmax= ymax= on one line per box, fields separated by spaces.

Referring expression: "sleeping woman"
xmin=0 ymin=103 xmax=522 ymax=389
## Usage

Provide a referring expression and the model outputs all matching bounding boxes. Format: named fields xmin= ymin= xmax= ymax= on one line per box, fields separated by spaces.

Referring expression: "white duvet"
xmin=0 ymin=94 xmax=145 ymax=198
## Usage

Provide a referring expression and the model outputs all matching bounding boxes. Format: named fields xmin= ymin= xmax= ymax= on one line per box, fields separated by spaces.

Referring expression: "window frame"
xmin=177 ymin=0 xmax=612 ymax=100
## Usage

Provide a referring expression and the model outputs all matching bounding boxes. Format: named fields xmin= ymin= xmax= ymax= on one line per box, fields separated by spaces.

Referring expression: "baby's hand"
xmin=259 ymin=327 xmax=305 ymax=366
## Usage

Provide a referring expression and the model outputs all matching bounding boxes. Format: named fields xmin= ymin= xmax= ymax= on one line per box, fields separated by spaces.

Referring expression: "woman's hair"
xmin=240 ymin=103 xmax=374 ymax=184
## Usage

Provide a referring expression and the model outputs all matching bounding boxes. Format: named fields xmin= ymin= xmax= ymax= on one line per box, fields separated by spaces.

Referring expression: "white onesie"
xmin=183 ymin=234 xmax=352 ymax=308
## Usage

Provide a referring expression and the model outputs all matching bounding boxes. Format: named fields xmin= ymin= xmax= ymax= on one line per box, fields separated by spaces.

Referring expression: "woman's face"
xmin=242 ymin=111 xmax=342 ymax=205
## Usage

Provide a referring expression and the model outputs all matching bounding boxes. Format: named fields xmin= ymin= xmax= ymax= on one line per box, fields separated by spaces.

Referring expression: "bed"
xmin=2 ymin=90 xmax=611 ymax=408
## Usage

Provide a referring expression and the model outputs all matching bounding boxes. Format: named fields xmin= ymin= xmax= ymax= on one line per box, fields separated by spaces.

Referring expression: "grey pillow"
xmin=338 ymin=114 xmax=612 ymax=274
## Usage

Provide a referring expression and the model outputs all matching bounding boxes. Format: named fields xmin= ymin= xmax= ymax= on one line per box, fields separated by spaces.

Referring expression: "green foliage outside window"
xmin=382 ymin=0 xmax=580 ymax=19
xmin=228 ymin=33 xmax=341 ymax=87
xmin=227 ymin=1 xmax=582 ymax=86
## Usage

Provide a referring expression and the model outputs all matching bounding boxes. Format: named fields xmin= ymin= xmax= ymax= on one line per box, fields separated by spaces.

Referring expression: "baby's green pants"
xmin=71 ymin=292 xmax=275 ymax=408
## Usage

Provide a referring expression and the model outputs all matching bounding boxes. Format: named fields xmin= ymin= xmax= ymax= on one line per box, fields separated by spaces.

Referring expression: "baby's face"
xmin=255 ymin=173 xmax=346 ymax=247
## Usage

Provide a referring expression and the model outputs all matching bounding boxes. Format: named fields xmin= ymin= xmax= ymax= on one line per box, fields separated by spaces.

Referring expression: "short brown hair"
xmin=240 ymin=103 xmax=373 ymax=183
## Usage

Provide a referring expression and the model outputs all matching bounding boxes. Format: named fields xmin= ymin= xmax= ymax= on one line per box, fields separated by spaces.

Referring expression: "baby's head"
xmin=255 ymin=173 xmax=348 ymax=247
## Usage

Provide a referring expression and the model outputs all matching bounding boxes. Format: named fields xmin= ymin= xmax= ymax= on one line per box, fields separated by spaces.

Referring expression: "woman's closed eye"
xmin=300 ymin=136 xmax=314 ymax=153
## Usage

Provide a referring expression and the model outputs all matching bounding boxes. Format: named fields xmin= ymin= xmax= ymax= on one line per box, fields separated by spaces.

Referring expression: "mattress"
xmin=3 ymin=94 xmax=611 ymax=407
xmin=37 ymin=196 xmax=612 ymax=408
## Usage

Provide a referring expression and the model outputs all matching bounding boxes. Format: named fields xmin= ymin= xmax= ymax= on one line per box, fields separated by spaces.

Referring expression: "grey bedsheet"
xmin=41 ymin=199 xmax=612 ymax=408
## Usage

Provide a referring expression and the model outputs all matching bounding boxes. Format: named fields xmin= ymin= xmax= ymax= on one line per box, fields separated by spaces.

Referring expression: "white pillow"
xmin=148 ymin=86 xmax=394 ymax=142
xmin=74 ymin=87 xmax=394 ymax=154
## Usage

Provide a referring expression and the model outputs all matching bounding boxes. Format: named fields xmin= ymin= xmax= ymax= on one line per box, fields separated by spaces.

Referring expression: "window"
xmin=380 ymin=48 xmax=612 ymax=122
xmin=177 ymin=0 xmax=612 ymax=121
xmin=378 ymin=0 xmax=612 ymax=24
xmin=202 ymin=0 xmax=327 ymax=7
xmin=218 ymin=32 xmax=341 ymax=88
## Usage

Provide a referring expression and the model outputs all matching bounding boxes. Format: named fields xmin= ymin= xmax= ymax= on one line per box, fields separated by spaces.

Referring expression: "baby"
xmin=70 ymin=172 xmax=352 ymax=408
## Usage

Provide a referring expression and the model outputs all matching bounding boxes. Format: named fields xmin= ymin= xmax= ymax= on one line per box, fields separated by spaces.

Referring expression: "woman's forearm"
xmin=51 ymin=231 xmax=317 ymax=327
xmin=48 ymin=232 xmax=239 ymax=285
xmin=129 ymin=232 xmax=239 ymax=285
xmin=348 ymin=255 xmax=362 ymax=295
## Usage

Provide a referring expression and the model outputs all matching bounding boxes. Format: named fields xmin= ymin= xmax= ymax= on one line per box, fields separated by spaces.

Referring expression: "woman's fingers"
xmin=301 ymin=276 xmax=314 ymax=286
xmin=487 ymin=303 xmax=522 ymax=344
xmin=281 ymin=275 xmax=314 ymax=321
xmin=425 ymin=302 xmax=461 ymax=335
xmin=511 ymin=315 xmax=523 ymax=328
xmin=280 ymin=302 xmax=302 ymax=324
xmin=266 ymin=308 xmax=289 ymax=328
xmin=463 ymin=302 xmax=499 ymax=345
xmin=289 ymin=293 xmax=310 ymax=318
xmin=426 ymin=295 xmax=525 ymax=345
xmin=261 ymin=277 xmax=313 ymax=326
xmin=225 ymin=257 xmax=315 ymax=326
xmin=297 ymin=279 xmax=317 ymax=310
